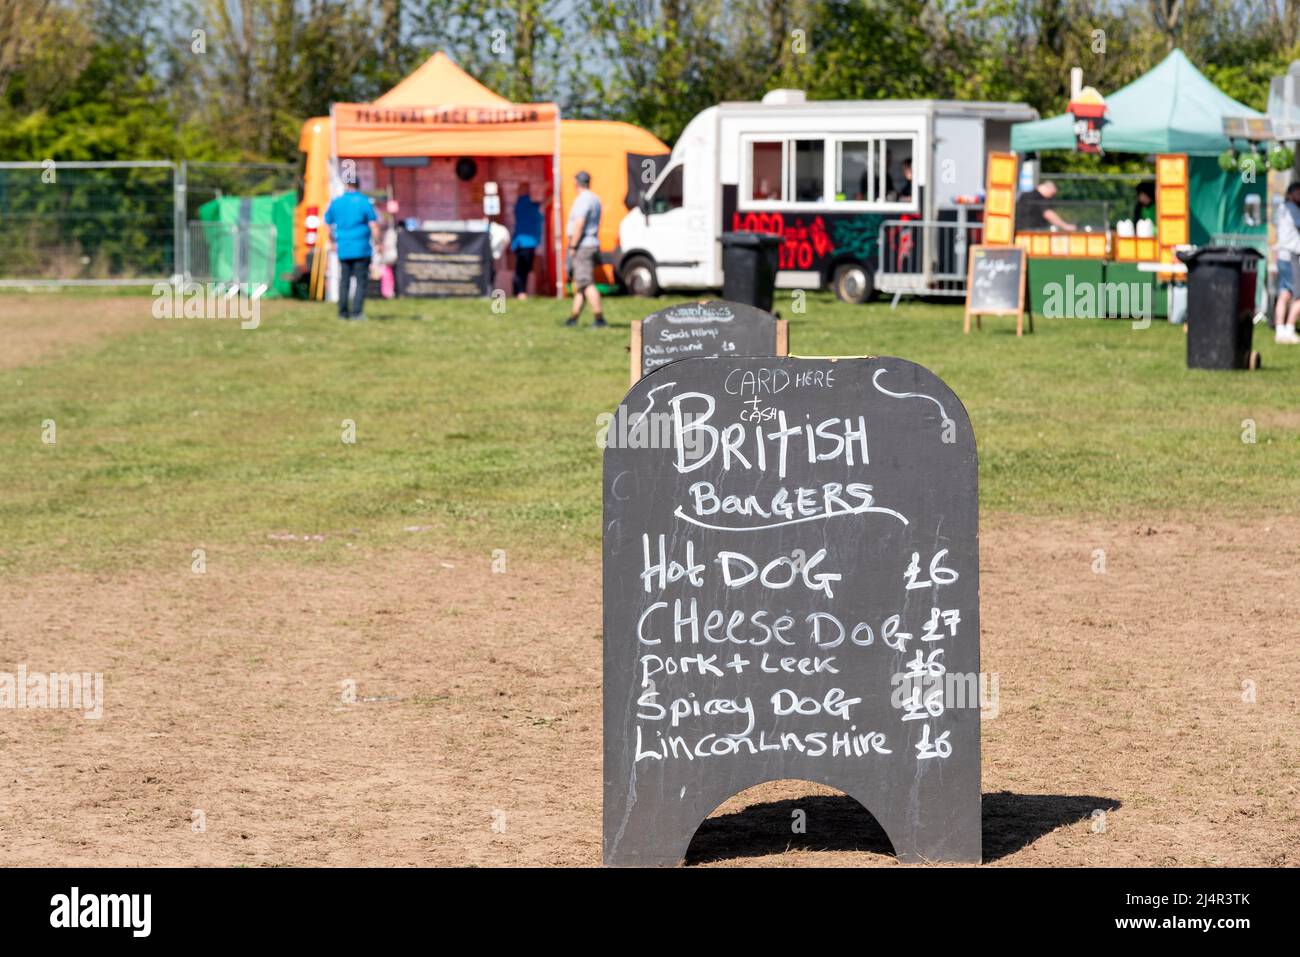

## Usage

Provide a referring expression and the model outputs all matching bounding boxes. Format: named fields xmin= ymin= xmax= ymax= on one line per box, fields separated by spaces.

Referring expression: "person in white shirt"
xmin=1273 ymin=182 xmax=1300 ymax=344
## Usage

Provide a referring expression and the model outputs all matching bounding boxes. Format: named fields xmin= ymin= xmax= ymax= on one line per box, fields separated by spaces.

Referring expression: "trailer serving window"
xmin=837 ymin=141 xmax=875 ymax=201
xmin=792 ymin=140 xmax=825 ymax=202
xmin=832 ymin=135 xmax=916 ymax=209
xmin=743 ymin=133 xmax=915 ymax=211
xmin=745 ymin=138 xmax=823 ymax=205
xmin=748 ymin=141 xmax=784 ymax=201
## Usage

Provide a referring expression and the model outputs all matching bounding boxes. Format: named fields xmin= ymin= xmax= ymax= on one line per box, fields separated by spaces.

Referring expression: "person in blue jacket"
xmin=324 ymin=175 xmax=379 ymax=320
xmin=511 ymin=182 xmax=549 ymax=299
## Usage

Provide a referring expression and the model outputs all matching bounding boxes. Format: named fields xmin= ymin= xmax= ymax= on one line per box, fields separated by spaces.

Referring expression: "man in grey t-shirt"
xmin=565 ymin=171 xmax=605 ymax=328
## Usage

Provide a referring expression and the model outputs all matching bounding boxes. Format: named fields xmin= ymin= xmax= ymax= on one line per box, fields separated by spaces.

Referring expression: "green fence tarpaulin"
xmin=196 ymin=191 xmax=295 ymax=297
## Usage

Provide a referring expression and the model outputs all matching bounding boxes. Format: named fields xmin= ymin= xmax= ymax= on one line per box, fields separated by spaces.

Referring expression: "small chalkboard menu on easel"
xmin=964 ymin=245 xmax=1030 ymax=336
xmin=631 ymin=300 xmax=788 ymax=383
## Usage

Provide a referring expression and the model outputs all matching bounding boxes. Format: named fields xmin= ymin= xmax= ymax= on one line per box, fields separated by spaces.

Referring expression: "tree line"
xmin=1 ymin=0 xmax=1297 ymax=163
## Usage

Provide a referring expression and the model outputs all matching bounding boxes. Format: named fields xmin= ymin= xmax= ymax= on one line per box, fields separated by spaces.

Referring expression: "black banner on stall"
xmin=395 ymin=228 xmax=492 ymax=297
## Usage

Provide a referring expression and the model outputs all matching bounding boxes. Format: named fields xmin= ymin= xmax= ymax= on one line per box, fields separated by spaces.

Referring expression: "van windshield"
xmin=650 ymin=165 xmax=684 ymax=213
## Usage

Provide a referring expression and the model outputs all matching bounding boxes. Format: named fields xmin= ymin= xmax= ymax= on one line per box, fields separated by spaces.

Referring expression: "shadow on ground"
xmin=684 ymin=791 xmax=1122 ymax=865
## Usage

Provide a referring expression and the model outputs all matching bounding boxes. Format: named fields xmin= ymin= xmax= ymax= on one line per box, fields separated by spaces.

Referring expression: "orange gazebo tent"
xmin=296 ymin=53 xmax=668 ymax=296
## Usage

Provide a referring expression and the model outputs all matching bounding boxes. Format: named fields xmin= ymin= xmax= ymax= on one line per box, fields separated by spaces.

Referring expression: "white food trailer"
xmin=617 ymin=91 xmax=1038 ymax=302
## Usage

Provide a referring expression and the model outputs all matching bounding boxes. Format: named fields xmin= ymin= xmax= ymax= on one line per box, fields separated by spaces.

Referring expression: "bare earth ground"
xmin=0 ymin=295 xmax=156 ymax=370
xmin=1 ymin=517 xmax=1296 ymax=867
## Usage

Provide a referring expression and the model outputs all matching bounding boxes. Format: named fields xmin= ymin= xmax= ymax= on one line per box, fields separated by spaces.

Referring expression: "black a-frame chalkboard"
xmin=603 ymin=356 xmax=982 ymax=866
xmin=965 ymin=245 xmax=1030 ymax=336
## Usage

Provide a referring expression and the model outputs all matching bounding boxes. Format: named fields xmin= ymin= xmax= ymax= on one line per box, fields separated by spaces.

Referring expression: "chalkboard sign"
xmin=603 ymin=356 xmax=981 ymax=866
xmin=395 ymin=228 xmax=492 ymax=297
xmin=630 ymin=300 xmax=788 ymax=383
xmin=964 ymin=245 xmax=1029 ymax=335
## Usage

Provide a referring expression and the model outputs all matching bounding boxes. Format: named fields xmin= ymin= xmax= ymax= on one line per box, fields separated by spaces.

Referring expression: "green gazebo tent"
xmin=1010 ymin=49 xmax=1267 ymax=244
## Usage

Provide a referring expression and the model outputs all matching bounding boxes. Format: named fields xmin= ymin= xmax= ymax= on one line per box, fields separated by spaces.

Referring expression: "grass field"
xmin=2 ymin=290 xmax=1298 ymax=868
xmin=2 ymin=291 xmax=1296 ymax=573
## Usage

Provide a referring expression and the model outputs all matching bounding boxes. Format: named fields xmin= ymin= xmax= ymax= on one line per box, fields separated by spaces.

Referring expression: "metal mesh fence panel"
xmin=0 ymin=162 xmax=177 ymax=282
xmin=0 ymin=160 xmax=297 ymax=284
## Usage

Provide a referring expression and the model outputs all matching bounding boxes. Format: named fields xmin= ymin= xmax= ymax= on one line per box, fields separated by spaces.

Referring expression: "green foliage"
xmin=573 ymin=0 xmax=761 ymax=144
xmin=0 ymin=0 xmax=185 ymax=160
xmin=802 ymin=0 xmax=937 ymax=101
xmin=408 ymin=0 xmax=570 ymax=104
xmin=2 ymin=0 xmax=1300 ymax=159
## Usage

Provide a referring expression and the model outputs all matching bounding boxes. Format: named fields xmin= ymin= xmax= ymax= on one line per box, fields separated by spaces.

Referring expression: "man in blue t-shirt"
xmin=324 ymin=179 xmax=379 ymax=320
xmin=510 ymin=182 xmax=549 ymax=300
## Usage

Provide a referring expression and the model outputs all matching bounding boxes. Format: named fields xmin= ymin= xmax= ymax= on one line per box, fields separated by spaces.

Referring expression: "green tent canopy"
xmin=1010 ymin=49 xmax=1262 ymax=156
xmin=1011 ymin=49 xmax=1268 ymax=245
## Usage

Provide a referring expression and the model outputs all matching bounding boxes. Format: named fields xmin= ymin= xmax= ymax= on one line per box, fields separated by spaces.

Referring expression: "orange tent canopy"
xmin=332 ymin=53 xmax=558 ymax=157
xmin=375 ymin=52 xmax=509 ymax=108
xmin=296 ymin=53 xmax=670 ymax=296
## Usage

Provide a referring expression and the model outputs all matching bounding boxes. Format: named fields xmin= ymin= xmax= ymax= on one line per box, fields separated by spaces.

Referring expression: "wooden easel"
xmin=964 ymin=245 xmax=1031 ymax=336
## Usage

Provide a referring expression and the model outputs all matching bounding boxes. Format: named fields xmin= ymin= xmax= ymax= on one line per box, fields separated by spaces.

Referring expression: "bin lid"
xmin=1176 ymin=245 xmax=1264 ymax=265
xmin=719 ymin=231 xmax=783 ymax=247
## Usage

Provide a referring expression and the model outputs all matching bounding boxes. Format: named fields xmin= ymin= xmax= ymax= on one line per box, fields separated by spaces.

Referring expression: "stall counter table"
xmin=1027 ymin=257 xmax=1105 ymax=317
xmin=1104 ymin=261 xmax=1169 ymax=318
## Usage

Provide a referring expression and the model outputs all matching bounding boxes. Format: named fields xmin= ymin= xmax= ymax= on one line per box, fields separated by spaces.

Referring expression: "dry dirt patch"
xmin=1 ymin=294 xmax=156 ymax=370
xmin=0 ymin=516 xmax=1295 ymax=866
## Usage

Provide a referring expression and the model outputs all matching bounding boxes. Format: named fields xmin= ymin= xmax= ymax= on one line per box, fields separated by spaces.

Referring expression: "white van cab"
xmin=617 ymin=90 xmax=1037 ymax=302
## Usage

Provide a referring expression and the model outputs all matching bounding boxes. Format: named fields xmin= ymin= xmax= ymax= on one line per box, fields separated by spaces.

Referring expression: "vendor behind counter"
xmin=1017 ymin=180 xmax=1077 ymax=231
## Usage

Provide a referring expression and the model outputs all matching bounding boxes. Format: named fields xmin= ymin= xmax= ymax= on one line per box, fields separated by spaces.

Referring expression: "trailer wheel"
xmin=832 ymin=262 xmax=874 ymax=304
xmin=621 ymin=256 xmax=660 ymax=297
